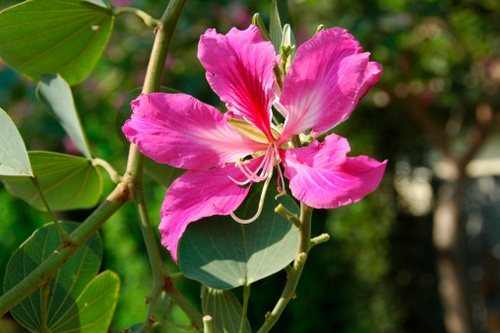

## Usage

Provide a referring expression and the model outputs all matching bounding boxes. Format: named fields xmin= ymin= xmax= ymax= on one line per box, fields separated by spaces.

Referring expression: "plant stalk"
xmin=256 ymin=202 xmax=313 ymax=333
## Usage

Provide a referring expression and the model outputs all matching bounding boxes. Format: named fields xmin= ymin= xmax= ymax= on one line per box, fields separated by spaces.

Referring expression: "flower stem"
xmin=239 ymin=285 xmax=251 ymax=333
xmin=128 ymin=0 xmax=203 ymax=331
xmin=256 ymin=202 xmax=313 ymax=333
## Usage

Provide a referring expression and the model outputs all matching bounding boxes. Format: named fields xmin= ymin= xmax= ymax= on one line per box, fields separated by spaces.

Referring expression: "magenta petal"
xmin=158 ymin=162 xmax=257 ymax=262
xmin=282 ymin=134 xmax=387 ymax=209
xmin=122 ymin=93 xmax=266 ymax=170
xmin=198 ymin=25 xmax=277 ymax=140
xmin=279 ymin=28 xmax=382 ymax=140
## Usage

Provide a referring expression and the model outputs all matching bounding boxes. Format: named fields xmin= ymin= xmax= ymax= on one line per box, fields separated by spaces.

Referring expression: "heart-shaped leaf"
xmin=0 ymin=151 xmax=102 ymax=211
xmin=178 ymin=184 xmax=299 ymax=290
xmin=4 ymin=222 xmax=102 ymax=332
xmin=0 ymin=0 xmax=114 ymax=85
xmin=201 ymin=286 xmax=251 ymax=333
xmin=36 ymin=74 xmax=92 ymax=159
xmin=0 ymin=108 xmax=33 ymax=177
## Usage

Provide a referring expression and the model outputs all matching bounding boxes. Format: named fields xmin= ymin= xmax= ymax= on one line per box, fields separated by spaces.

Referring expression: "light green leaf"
xmin=269 ymin=0 xmax=283 ymax=52
xmin=4 ymin=222 xmax=102 ymax=332
xmin=0 ymin=0 xmax=114 ymax=85
xmin=201 ymin=286 xmax=251 ymax=333
xmin=0 ymin=151 xmax=103 ymax=211
xmin=52 ymin=271 xmax=120 ymax=333
xmin=37 ymin=74 xmax=92 ymax=159
xmin=0 ymin=108 xmax=33 ymax=177
xmin=178 ymin=184 xmax=299 ymax=290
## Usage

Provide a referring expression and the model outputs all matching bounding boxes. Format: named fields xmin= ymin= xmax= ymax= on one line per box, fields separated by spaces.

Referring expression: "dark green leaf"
xmin=37 ymin=74 xmax=92 ymax=159
xmin=0 ymin=108 xmax=33 ymax=177
xmin=0 ymin=151 xmax=103 ymax=211
xmin=178 ymin=184 xmax=299 ymax=290
xmin=4 ymin=222 xmax=102 ymax=332
xmin=0 ymin=0 xmax=114 ymax=85
xmin=201 ymin=286 xmax=251 ymax=333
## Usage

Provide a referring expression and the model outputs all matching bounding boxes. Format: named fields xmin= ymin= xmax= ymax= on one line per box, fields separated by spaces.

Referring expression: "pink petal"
xmin=158 ymin=161 xmax=259 ymax=262
xmin=282 ymin=134 xmax=387 ymax=209
xmin=279 ymin=28 xmax=382 ymax=140
xmin=123 ymin=93 xmax=266 ymax=170
xmin=198 ymin=25 xmax=277 ymax=141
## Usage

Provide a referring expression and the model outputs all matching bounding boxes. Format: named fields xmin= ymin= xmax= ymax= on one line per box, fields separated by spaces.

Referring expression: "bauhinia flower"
xmin=123 ymin=25 xmax=387 ymax=262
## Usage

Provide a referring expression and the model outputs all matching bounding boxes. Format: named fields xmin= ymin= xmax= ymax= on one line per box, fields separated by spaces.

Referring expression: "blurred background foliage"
xmin=1 ymin=0 xmax=500 ymax=332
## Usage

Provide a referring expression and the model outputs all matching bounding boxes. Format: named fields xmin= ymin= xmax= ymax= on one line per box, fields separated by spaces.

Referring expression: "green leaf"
xmin=37 ymin=74 xmax=92 ymax=159
xmin=53 ymin=271 xmax=120 ymax=333
xmin=0 ymin=151 xmax=103 ymax=211
xmin=178 ymin=184 xmax=299 ymax=290
xmin=0 ymin=0 xmax=114 ymax=85
xmin=269 ymin=0 xmax=283 ymax=52
xmin=0 ymin=108 xmax=33 ymax=177
xmin=82 ymin=0 xmax=111 ymax=9
xmin=201 ymin=286 xmax=251 ymax=333
xmin=4 ymin=222 xmax=102 ymax=332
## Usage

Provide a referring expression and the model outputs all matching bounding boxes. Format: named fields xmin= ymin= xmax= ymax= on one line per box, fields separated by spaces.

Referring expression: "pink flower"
xmin=123 ymin=25 xmax=387 ymax=262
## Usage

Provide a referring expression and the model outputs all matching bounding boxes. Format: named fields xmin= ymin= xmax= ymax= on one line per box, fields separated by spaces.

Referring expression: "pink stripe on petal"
xmin=159 ymin=160 xmax=260 ymax=262
xmin=122 ymin=93 xmax=266 ymax=170
xmin=198 ymin=25 xmax=277 ymax=140
xmin=280 ymin=28 xmax=382 ymax=140
xmin=282 ymin=134 xmax=387 ymax=209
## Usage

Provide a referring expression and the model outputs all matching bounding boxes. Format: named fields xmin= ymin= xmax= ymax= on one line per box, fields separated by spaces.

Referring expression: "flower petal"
xmin=199 ymin=25 xmax=277 ymax=140
xmin=123 ymin=93 xmax=266 ymax=170
xmin=279 ymin=28 xmax=382 ymax=140
xmin=158 ymin=161 xmax=259 ymax=262
xmin=282 ymin=134 xmax=387 ymax=209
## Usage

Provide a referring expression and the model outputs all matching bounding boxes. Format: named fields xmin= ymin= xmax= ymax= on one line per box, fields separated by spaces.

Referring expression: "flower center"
xmin=229 ymin=143 xmax=286 ymax=224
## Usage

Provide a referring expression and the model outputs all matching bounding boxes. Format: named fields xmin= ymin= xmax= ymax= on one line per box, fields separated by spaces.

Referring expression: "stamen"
xmin=230 ymin=168 xmax=273 ymax=224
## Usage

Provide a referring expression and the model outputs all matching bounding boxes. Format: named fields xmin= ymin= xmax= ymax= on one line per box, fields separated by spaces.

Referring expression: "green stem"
xmin=275 ymin=204 xmax=301 ymax=228
xmin=240 ymin=285 xmax=251 ymax=333
xmin=30 ymin=176 xmax=71 ymax=244
xmin=112 ymin=7 xmax=160 ymax=28
xmin=0 ymin=183 xmax=129 ymax=317
xmin=93 ymin=158 xmax=122 ymax=184
xmin=203 ymin=315 xmax=213 ymax=333
xmin=256 ymin=203 xmax=313 ymax=333
xmin=40 ymin=283 xmax=50 ymax=332
xmin=128 ymin=0 xmax=203 ymax=331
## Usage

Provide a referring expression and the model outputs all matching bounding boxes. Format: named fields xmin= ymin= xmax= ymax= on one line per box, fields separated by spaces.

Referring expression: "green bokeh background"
xmin=1 ymin=0 xmax=499 ymax=332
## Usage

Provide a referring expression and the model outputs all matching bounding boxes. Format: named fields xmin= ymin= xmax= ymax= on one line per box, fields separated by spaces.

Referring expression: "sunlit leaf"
xmin=4 ymin=222 xmax=102 ymax=332
xmin=82 ymin=0 xmax=111 ymax=9
xmin=178 ymin=184 xmax=299 ymax=290
xmin=52 ymin=271 xmax=120 ymax=333
xmin=0 ymin=108 xmax=33 ymax=177
xmin=201 ymin=286 xmax=251 ymax=333
xmin=0 ymin=151 xmax=102 ymax=211
xmin=37 ymin=74 xmax=92 ymax=159
xmin=0 ymin=0 xmax=114 ymax=85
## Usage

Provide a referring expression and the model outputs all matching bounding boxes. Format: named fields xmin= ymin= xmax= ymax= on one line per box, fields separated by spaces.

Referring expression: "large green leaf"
xmin=0 ymin=0 xmax=114 ymax=85
xmin=4 ymin=222 xmax=102 ymax=332
xmin=0 ymin=151 xmax=103 ymax=211
xmin=36 ymin=74 xmax=92 ymax=159
xmin=178 ymin=184 xmax=299 ymax=290
xmin=0 ymin=108 xmax=33 ymax=177
xmin=201 ymin=286 xmax=251 ymax=333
